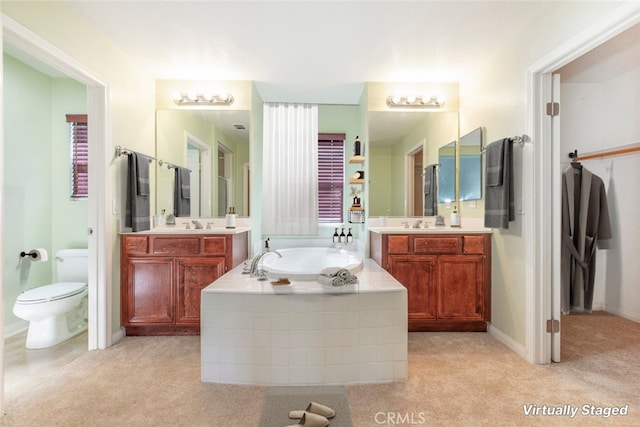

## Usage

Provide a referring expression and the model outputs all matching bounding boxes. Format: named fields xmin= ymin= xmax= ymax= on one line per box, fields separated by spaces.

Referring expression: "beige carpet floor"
xmin=2 ymin=311 xmax=639 ymax=426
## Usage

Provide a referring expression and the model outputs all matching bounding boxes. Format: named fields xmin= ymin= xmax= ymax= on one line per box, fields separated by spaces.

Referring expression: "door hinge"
xmin=546 ymin=102 xmax=560 ymax=116
xmin=546 ymin=319 xmax=560 ymax=333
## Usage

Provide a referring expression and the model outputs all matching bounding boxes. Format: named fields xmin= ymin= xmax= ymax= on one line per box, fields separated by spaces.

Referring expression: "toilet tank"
xmin=56 ymin=249 xmax=89 ymax=283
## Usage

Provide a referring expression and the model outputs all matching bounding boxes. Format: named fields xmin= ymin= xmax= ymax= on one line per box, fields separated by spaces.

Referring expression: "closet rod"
xmin=571 ymin=144 xmax=640 ymax=162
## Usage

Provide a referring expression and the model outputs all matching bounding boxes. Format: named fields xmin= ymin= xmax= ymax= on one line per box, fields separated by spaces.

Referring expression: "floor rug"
xmin=258 ymin=385 xmax=353 ymax=427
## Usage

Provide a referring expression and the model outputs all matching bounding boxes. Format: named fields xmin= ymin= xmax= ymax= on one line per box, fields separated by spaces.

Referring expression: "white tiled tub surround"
xmin=201 ymin=259 xmax=408 ymax=386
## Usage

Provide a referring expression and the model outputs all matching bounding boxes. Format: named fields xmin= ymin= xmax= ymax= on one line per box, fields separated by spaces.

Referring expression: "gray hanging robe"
xmin=561 ymin=165 xmax=612 ymax=314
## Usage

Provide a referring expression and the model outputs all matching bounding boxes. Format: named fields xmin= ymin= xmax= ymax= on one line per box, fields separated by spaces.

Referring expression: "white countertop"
xmin=203 ymin=258 xmax=406 ymax=295
xmin=121 ymin=226 xmax=251 ymax=235
xmin=368 ymin=226 xmax=492 ymax=234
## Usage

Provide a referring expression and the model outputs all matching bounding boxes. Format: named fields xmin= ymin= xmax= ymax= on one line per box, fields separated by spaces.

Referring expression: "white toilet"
xmin=13 ymin=249 xmax=89 ymax=349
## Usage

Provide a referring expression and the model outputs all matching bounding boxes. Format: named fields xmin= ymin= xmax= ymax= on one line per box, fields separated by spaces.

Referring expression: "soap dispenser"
xmin=225 ymin=206 xmax=236 ymax=229
xmin=450 ymin=206 xmax=461 ymax=227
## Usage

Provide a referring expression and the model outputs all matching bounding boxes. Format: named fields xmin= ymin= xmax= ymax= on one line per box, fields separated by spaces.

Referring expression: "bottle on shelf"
xmin=339 ymin=228 xmax=346 ymax=243
xmin=346 ymin=228 xmax=353 ymax=244
xmin=333 ymin=228 xmax=340 ymax=244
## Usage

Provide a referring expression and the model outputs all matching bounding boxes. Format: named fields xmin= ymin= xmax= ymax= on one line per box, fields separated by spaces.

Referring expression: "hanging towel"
xmin=125 ymin=152 xmax=151 ymax=232
xmin=484 ymin=138 xmax=514 ymax=229
xmin=423 ymin=164 xmax=438 ymax=216
xmin=485 ymin=140 xmax=504 ymax=187
xmin=174 ymin=166 xmax=191 ymax=217
xmin=136 ymin=153 xmax=150 ymax=196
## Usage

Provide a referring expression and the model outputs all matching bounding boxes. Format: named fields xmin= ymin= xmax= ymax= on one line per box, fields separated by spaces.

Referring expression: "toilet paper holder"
xmin=19 ymin=248 xmax=48 ymax=262
xmin=20 ymin=251 xmax=38 ymax=259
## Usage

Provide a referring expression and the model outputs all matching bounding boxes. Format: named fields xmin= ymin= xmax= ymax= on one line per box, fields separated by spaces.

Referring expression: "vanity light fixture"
xmin=172 ymin=92 xmax=234 ymax=106
xmin=386 ymin=95 xmax=444 ymax=108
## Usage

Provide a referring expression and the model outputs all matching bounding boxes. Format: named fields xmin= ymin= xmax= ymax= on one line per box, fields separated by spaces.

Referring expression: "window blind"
xmin=318 ymin=134 xmax=345 ymax=223
xmin=66 ymin=114 xmax=88 ymax=199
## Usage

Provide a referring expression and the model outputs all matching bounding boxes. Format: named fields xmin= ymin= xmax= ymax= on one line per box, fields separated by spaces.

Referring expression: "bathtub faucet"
xmin=249 ymin=249 xmax=282 ymax=280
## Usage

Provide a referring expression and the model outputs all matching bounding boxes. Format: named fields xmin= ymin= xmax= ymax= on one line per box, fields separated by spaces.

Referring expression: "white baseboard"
xmin=4 ymin=320 xmax=29 ymax=339
xmin=487 ymin=323 xmax=527 ymax=359
xmin=111 ymin=326 xmax=126 ymax=345
xmin=603 ymin=306 xmax=640 ymax=323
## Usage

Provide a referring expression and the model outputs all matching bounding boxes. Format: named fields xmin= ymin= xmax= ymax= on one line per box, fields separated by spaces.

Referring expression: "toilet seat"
xmin=16 ymin=282 xmax=87 ymax=305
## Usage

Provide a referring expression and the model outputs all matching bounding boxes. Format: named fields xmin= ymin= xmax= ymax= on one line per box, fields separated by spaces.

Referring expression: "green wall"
xmin=3 ymin=54 xmax=87 ymax=332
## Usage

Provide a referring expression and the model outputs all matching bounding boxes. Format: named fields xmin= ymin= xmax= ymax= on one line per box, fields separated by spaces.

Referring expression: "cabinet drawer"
xmin=414 ymin=237 xmax=461 ymax=254
xmin=463 ymin=235 xmax=485 ymax=254
xmin=124 ymin=236 xmax=148 ymax=254
xmin=203 ymin=236 xmax=227 ymax=255
xmin=152 ymin=237 xmax=200 ymax=255
xmin=388 ymin=235 xmax=410 ymax=254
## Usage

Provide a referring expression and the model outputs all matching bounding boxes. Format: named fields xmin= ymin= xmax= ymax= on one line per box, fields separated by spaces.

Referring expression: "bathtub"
xmin=261 ymin=246 xmax=363 ymax=281
xmin=201 ymin=257 xmax=408 ymax=386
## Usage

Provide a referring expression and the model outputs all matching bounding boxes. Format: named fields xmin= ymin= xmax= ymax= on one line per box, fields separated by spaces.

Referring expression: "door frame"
xmin=185 ymin=131 xmax=211 ymax=217
xmin=404 ymin=139 xmax=424 ymax=216
xmin=1 ymin=15 xmax=111 ymax=350
xmin=526 ymin=3 xmax=640 ymax=364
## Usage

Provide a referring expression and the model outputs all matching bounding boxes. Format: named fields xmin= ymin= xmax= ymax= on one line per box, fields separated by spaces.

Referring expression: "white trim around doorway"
xmin=1 ymin=14 xmax=112 ymax=353
xmin=525 ymin=2 xmax=640 ymax=364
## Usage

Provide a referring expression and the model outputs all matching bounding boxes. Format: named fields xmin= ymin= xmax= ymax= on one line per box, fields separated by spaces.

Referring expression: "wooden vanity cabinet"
xmin=120 ymin=232 xmax=248 ymax=335
xmin=370 ymin=232 xmax=491 ymax=332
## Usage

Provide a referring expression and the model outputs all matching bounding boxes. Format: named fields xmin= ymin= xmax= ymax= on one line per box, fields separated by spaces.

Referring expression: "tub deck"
xmin=200 ymin=258 xmax=408 ymax=385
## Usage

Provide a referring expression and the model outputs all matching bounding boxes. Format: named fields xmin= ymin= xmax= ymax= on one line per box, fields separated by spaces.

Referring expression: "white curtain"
xmin=263 ymin=103 xmax=319 ymax=235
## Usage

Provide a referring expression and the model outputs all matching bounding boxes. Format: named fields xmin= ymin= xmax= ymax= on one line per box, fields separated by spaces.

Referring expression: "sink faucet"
xmin=248 ymin=238 xmax=282 ymax=280
xmin=412 ymin=219 xmax=423 ymax=228
xmin=192 ymin=220 xmax=204 ymax=229
xmin=401 ymin=221 xmax=409 ymax=229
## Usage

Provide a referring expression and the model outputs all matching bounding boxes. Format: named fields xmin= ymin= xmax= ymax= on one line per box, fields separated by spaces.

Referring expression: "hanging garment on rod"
xmin=561 ymin=164 xmax=612 ymax=314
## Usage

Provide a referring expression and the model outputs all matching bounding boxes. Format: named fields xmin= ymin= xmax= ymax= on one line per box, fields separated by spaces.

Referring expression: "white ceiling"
xmin=4 ymin=2 xmax=639 ymax=145
xmin=64 ymin=1 xmax=554 ymax=104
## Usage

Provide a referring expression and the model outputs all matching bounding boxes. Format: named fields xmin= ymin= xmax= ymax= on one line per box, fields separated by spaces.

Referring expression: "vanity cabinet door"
xmin=438 ymin=255 xmax=485 ymax=321
xmin=123 ymin=257 xmax=174 ymax=325
xmin=176 ymin=257 xmax=226 ymax=324
xmin=388 ymin=255 xmax=437 ymax=321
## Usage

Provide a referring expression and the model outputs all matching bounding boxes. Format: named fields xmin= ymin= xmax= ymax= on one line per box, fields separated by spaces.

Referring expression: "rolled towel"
xmin=336 ymin=269 xmax=350 ymax=279
xmin=344 ymin=275 xmax=359 ymax=285
xmin=318 ymin=274 xmax=347 ymax=287
xmin=332 ymin=277 xmax=346 ymax=287
xmin=320 ymin=267 xmax=343 ymax=277
xmin=318 ymin=275 xmax=339 ymax=286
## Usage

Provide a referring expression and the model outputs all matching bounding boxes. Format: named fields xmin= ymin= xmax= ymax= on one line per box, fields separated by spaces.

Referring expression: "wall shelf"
xmin=349 ymin=178 xmax=365 ymax=184
xmin=348 ymin=155 xmax=365 ymax=164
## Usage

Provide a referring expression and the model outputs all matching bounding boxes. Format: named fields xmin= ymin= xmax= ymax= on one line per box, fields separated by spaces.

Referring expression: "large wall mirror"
xmin=155 ymin=109 xmax=250 ymax=217
xmin=368 ymin=111 xmax=459 ymax=216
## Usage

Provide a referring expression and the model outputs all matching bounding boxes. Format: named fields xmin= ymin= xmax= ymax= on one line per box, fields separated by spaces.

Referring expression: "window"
xmin=66 ymin=114 xmax=88 ymax=199
xmin=318 ymin=133 xmax=345 ymax=223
